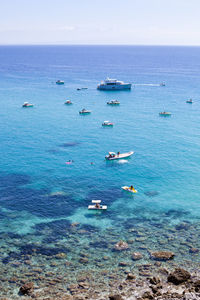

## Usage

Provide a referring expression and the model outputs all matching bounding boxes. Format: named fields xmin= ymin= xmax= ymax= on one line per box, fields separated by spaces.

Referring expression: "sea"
xmin=0 ymin=45 xmax=200 ymax=298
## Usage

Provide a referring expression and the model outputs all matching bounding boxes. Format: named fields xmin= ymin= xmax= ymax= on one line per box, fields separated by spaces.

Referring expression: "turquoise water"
xmin=0 ymin=45 xmax=200 ymax=297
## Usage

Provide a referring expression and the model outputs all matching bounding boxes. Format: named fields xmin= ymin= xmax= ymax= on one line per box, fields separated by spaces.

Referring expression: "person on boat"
xmin=130 ymin=185 xmax=134 ymax=190
xmin=95 ymin=203 xmax=100 ymax=209
xmin=117 ymin=151 xmax=120 ymax=155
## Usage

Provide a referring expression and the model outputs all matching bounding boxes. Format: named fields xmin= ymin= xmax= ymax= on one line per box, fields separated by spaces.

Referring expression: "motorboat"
xmin=102 ymin=120 xmax=114 ymax=127
xmin=97 ymin=78 xmax=131 ymax=90
xmin=22 ymin=102 xmax=34 ymax=107
xmin=77 ymin=87 xmax=88 ymax=90
xmin=79 ymin=108 xmax=91 ymax=114
xmin=160 ymin=82 xmax=166 ymax=86
xmin=186 ymin=98 xmax=193 ymax=104
xmin=107 ymin=100 xmax=120 ymax=105
xmin=122 ymin=186 xmax=138 ymax=193
xmin=159 ymin=111 xmax=171 ymax=116
xmin=65 ymin=100 xmax=73 ymax=105
xmin=56 ymin=80 xmax=64 ymax=85
xmin=105 ymin=151 xmax=134 ymax=160
xmin=88 ymin=200 xmax=107 ymax=210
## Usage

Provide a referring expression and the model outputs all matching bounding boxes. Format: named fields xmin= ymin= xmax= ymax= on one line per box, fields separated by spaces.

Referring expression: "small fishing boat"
xmin=160 ymin=82 xmax=166 ymax=86
xmin=122 ymin=186 xmax=138 ymax=193
xmin=64 ymin=100 xmax=73 ymax=105
xmin=56 ymin=80 xmax=64 ymax=85
xmin=22 ymin=102 xmax=34 ymax=107
xmin=79 ymin=109 xmax=91 ymax=114
xmin=102 ymin=120 xmax=114 ymax=127
xmin=77 ymin=88 xmax=81 ymax=90
xmin=159 ymin=111 xmax=171 ymax=116
xmin=107 ymin=100 xmax=120 ymax=105
xmin=186 ymin=98 xmax=193 ymax=104
xmin=88 ymin=200 xmax=107 ymax=210
xmin=105 ymin=151 xmax=134 ymax=160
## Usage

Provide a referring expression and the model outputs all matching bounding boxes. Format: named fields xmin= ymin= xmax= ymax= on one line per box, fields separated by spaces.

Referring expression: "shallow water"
xmin=0 ymin=45 xmax=200 ymax=297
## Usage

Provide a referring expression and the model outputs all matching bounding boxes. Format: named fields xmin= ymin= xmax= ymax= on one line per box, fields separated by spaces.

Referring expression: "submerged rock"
xmin=150 ymin=251 xmax=175 ymax=261
xmin=132 ymin=252 xmax=143 ymax=261
xmin=168 ymin=268 xmax=191 ymax=285
xmin=189 ymin=247 xmax=199 ymax=254
xmin=109 ymin=295 xmax=123 ymax=300
xmin=126 ymin=273 xmax=136 ymax=280
xmin=114 ymin=241 xmax=129 ymax=251
xmin=19 ymin=282 xmax=34 ymax=295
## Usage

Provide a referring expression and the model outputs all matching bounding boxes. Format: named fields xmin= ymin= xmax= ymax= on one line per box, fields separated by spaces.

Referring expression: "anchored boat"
xmin=65 ymin=100 xmax=73 ymax=105
xmin=102 ymin=121 xmax=114 ymax=127
xmin=79 ymin=108 xmax=91 ymax=114
xmin=105 ymin=151 xmax=134 ymax=160
xmin=22 ymin=102 xmax=34 ymax=107
xmin=107 ymin=100 xmax=120 ymax=105
xmin=159 ymin=111 xmax=171 ymax=116
xmin=56 ymin=80 xmax=64 ymax=85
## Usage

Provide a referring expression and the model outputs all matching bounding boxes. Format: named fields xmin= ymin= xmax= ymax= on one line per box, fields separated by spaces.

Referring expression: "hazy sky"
xmin=0 ymin=0 xmax=200 ymax=45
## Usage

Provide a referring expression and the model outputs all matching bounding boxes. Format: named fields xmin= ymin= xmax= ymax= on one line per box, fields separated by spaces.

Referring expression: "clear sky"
xmin=0 ymin=0 xmax=200 ymax=45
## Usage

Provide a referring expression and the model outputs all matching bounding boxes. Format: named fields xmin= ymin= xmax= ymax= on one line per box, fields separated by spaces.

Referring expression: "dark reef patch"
xmin=20 ymin=244 xmax=70 ymax=256
xmin=0 ymin=173 xmax=31 ymax=188
xmin=59 ymin=142 xmax=81 ymax=148
xmin=165 ymin=209 xmax=190 ymax=218
xmin=144 ymin=191 xmax=159 ymax=197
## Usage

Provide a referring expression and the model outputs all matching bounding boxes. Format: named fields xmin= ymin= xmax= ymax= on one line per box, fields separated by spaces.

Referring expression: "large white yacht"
xmin=97 ymin=78 xmax=132 ymax=90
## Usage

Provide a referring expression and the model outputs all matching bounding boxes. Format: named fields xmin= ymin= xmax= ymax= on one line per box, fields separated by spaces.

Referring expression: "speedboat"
xmin=160 ymin=82 xmax=166 ymax=86
xmin=22 ymin=102 xmax=34 ymax=107
xmin=97 ymin=78 xmax=131 ymax=90
xmin=56 ymin=80 xmax=64 ymax=85
xmin=79 ymin=108 xmax=91 ymax=114
xmin=88 ymin=200 xmax=107 ymax=210
xmin=64 ymin=100 xmax=73 ymax=105
xmin=102 ymin=121 xmax=114 ymax=127
xmin=122 ymin=186 xmax=138 ymax=193
xmin=105 ymin=151 xmax=134 ymax=160
xmin=159 ymin=111 xmax=171 ymax=116
xmin=186 ymin=99 xmax=193 ymax=104
xmin=107 ymin=100 xmax=120 ymax=105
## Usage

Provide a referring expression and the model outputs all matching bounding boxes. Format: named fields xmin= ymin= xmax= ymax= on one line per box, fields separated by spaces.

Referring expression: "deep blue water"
xmin=0 ymin=46 xmax=200 ymax=291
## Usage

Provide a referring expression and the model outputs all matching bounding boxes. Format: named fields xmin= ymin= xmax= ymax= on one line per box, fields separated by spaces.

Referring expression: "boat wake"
xmin=134 ymin=83 xmax=160 ymax=86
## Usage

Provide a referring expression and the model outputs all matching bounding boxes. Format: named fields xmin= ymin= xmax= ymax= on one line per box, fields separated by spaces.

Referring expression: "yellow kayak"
xmin=122 ymin=186 xmax=138 ymax=193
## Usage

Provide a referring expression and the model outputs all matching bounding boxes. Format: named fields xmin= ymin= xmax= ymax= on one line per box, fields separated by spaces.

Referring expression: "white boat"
xmin=22 ymin=102 xmax=34 ymax=107
xmin=122 ymin=186 xmax=138 ymax=193
xmin=105 ymin=151 xmax=134 ymax=160
xmin=97 ymin=78 xmax=131 ymax=90
xmin=88 ymin=200 xmax=107 ymax=210
xmin=102 ymin=121 xmax=114 ymax=126
xmin=79 ymin=109 xmax=91 ymax=114
xmin=56 ymin=80 xmax=64 ymax=85
xmin=107 ymin=100 xmax=120 ymax=105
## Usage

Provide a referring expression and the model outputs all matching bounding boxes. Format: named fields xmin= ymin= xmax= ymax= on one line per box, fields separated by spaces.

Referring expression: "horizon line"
xmin=0 ymin=43 xmax=200 ymax=47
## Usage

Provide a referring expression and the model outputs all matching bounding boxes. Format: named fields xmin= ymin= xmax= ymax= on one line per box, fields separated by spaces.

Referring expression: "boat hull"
xmin=98 ymin=83 xmax=131 ymax=90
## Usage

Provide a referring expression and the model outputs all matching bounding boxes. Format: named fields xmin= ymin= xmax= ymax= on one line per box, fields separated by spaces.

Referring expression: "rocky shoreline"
xmin=5 ymin=265 xmax=200 ymax=300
